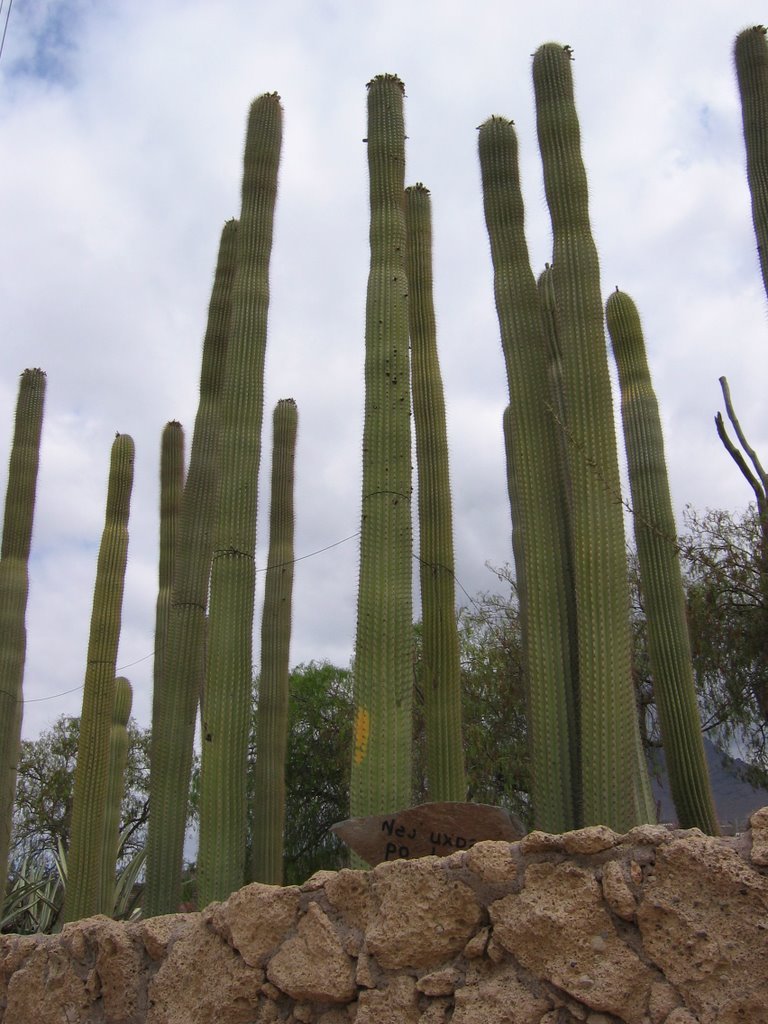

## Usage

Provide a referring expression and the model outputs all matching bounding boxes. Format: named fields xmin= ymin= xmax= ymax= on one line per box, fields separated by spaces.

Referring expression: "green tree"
xmin=10 ymin=714 xmax=152 ymax=874
xmin=677 ymin=505 xmax=768 ymax=790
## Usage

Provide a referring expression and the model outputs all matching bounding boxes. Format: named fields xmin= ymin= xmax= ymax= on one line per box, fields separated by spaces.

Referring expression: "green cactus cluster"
xmin=349 ymin=74 xmax=414 ymax=826
xmin=100 ymin=675 xmax=133 ymax=912
xmin=405 ymin=183 xmax=466 ymax=804
xmin=144 ymin=220 xmax=236 ymax=918
xmin=0 ymin=369 xmax=46 ymax=908
xmin=198 ymin=92 xmax=283 ymax=907
xmin=7 ymin=28 xmax=759 ymax=922
xmin=250 ymin=398 xmax=298 ymax=885
xmin=64 ymin=433 xmax=135 ymax=922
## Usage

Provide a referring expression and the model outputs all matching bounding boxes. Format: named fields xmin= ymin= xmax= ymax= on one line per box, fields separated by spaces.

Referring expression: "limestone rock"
xmin=636 ymin=831 xmax=768 ymax=1023
xmin=491 ymin=861 xmax=655 ymax=1024
xmin=136 ymin=913 xmax=196 ymax=961
xmin=561 ymin=825 xmax=618 ymax=855
xmin=5 ymin=938 xmax=92 ymax=1024
xmin=266 ymin=902 xmax=355 ymax=1004
xmin=354 ymin=974 xmax=420 ymax=1024
xmin=324 ymin=868 xmax=374 ymax=933
xmin=518 ymin=830 xmax=564 ymax=854
xmin=749 ymin=805 xmax=768 ymax=866
xmin=465 ymin=839 xmax=518 ymax=883
xmin=147 ymin=917 xmax=263 ymax=1024
xmin=600 ymin=858 xmax=638 ymax=920
xmin=365 ymin=857 xmax=482 ymax=970
xmin=452 ymin=960 xmax=550 ymax=1023
xmin=415 ymin=965 xmax=461 ymax=996
xmin=205 ymin=882 xmax=300 ymax=967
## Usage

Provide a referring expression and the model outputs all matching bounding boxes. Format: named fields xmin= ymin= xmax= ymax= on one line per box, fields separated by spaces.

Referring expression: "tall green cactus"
xmin=735 ymin=26 xmax=768 ymax=300
xmin=0 ymin=368 xmax=46 ymax=906
xmin=144 ymin=220 xmax=236 ymax=917
xmin=250 ymin=398 xmax=298 ymax=884
xmin=606 ymin=289 xmax=719 ymax=833
xmin=64 ymin=432 xmax=134 ymax=922
xmin=198 ymin=94 xmax=282 ymax=907
xmin=478 ymin=118 xmax=577 ymax=831
xmin=404 ymin=183 xmax=466 ymax=804
xmin=147 ymin=421 xmax=184 ymax=887
xmin=99 ymin=675 xmax=133 ymax=912
xmin=350 ymin=74 xmax=413 ymax=821
xmin=532 ymin=44 xmax=653 ymax=830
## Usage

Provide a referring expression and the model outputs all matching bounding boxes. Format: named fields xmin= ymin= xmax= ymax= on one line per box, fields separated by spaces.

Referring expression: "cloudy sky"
xmin=1 ymin=1 xmax=766 ymax=741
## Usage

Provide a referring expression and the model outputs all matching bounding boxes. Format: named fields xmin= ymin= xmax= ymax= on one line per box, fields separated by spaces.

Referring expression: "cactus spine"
xmin=0 ymin=368 xmax=45 ymax=905
xmin=144 ymin=220 xmax=236 ymax=916
xmin=250 ymin=398 xmax=298 ymax=884
xmin=350 ymin=74 xmax=413 ymax=821
xmin=532 ymin=44 xmax=653 ymax=830
xmin=99 ymin=675 xmax=133 ymax=912
xmin=404 ymin=183 xmax=466 ymax=803
xmin=734 ymin=26 xmax=768 ymax=300
xmin=606 ymin=289 xmax=719 ymax=833
xmin=64 ymin=433 xmax=134 ymax=922
xmin=198 ymin=95 xmax=282 ymax=907
xmin=478 ymin=119 xmax=577 ymax=831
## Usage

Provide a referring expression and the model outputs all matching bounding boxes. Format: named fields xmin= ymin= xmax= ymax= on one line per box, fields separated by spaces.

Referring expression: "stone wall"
xmin=2 ymin=809 xmax=768 ymax=1024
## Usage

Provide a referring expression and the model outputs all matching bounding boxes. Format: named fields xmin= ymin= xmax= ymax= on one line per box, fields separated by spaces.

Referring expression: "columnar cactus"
xmin=64 ymin=432 xmax=134 ymax=922
xmin=478 ymin=119 xmax=577 ymax=831
xmin=532 ymin=44 xmax=653 ymax=830
xmin=0 ymin=368 xmax=45 ymax=906
xmin=148 ymin=420 xmax=184 ymax=830
xmin=250 ymin=398 xmax=298 ymax=884
xmin=99 ymin=675 xmax=133 ymax=912
xmin=606 ymin=288 xmax=719 ymax=833
xmin=198 ymin=94 xmax=283 ymax=907
xmin=404 ymin=183 xmax=466 ymax=803
xmin=144 ymin=220 xmax=236 ymax=916
xmin=734 ymin=26 xmax=768 ymax=300
xmin=350 ymin=74 xmax=413 ymax=821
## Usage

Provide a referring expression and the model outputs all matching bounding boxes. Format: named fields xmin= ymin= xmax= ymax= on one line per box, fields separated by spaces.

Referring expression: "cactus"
xmin=147 ymin=421 xmax=184 ymax=878
xmin=404 ymin=183 xmax=466 ymax=803
xmin=144 ymin=221 xmax=236 ymax=916
xmin=606 ymin=288 xmax=719 ymax=833
xmin=64 ymin=433 xmax=134 ymax=922
xmin=198 ymin=94 xmax=283 ymax=907
xmin=250 ymin=398 xmax=298 ymax=884
xmin=350 ymin=74 xmax=413 ymax=821
xmin=99 ymin=675 xmax=133 ymax=912
xmin=478 ymin=119 xmax=577 ymax=831
xmin=734 ymin=26 xmax=768 ymax=300
xmin=532 ymin=44 xmax=653 ymax=830
xmin=0 ymin=368 xmax=46 ymax=906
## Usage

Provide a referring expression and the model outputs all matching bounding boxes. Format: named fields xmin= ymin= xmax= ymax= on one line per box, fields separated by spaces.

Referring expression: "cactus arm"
xmin=533 ymin=44 xmax=653 ymax=829
xmin=64 ymin=433 xmax=134 ymax=922
xmin=0 ymin=368 xmax=46 ymax=907
xmin=607 ymin=288 xmax=719 ymax=833
xmin=404 ymin=183 xmax=466 ymax=803
xmin=350 ymin=74 xmax=413 ymax=821
xmin=198 ymin=95 xmax=282 ymax=908
xmin=734 ymin=26 xmax=768 ymax=300
xmin=250 ymin=398 xmax=298 ymax=884
xmin=143 ymin=220 xmax=237 ymax=917
xmin=99 ymin=675 xmax=133 ymax=912
xmin=478 ymin=119 xmax=577 ymax=831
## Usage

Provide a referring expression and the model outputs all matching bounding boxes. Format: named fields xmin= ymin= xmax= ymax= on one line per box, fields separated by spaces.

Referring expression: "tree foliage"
xmin=11 ymin=715 xmax=151 ymax=873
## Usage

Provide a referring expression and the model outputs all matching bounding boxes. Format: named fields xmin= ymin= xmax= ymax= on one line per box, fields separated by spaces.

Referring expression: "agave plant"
xmin=2 ymin=831 xmax=144 ymax=934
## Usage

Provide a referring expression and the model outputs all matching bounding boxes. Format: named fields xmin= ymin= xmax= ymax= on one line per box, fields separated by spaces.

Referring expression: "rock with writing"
xmin=331 ymin=801 xmax=523 ymax=866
